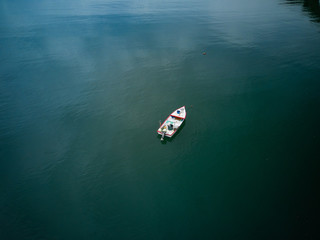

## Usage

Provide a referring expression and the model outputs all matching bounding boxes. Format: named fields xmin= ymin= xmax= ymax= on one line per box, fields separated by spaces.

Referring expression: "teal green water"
xmin=1 ymin=0 xmax=320 ymax=239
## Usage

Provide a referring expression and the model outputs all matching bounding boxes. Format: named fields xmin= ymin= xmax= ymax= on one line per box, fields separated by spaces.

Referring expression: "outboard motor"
xmin=161 ymin=132 xmax=165 ymax=141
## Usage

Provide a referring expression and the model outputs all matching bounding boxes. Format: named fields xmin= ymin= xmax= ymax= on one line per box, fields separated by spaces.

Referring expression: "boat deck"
xmin=158 ymin=116 xmax=184 ymax=137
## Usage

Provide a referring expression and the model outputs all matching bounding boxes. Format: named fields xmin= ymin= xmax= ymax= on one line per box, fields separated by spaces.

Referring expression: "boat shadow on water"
xmin=157 ymin=120 xmax=186 ymax=144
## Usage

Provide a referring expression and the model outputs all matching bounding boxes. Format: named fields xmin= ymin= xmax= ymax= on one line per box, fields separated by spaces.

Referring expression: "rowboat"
xmin=157 ymin=106 xmax=186 ymax=141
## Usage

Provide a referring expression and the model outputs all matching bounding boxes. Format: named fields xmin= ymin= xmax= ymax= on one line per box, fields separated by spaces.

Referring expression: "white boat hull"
xmin=157 ymin=106 xmax=186 ymax=138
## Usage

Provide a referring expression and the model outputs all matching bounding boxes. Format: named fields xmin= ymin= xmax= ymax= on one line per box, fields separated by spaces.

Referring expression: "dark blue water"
xmin=1 ymin=0 xmax=320 ymax=239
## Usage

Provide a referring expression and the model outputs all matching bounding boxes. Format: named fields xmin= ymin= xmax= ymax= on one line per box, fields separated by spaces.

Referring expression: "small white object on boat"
xmin=157 ymin=106 xmax=186 ymax=140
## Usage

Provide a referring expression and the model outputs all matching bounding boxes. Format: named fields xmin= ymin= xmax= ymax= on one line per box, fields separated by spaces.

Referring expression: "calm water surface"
xmin=1 ymin=0 xmax=320 ymax=239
